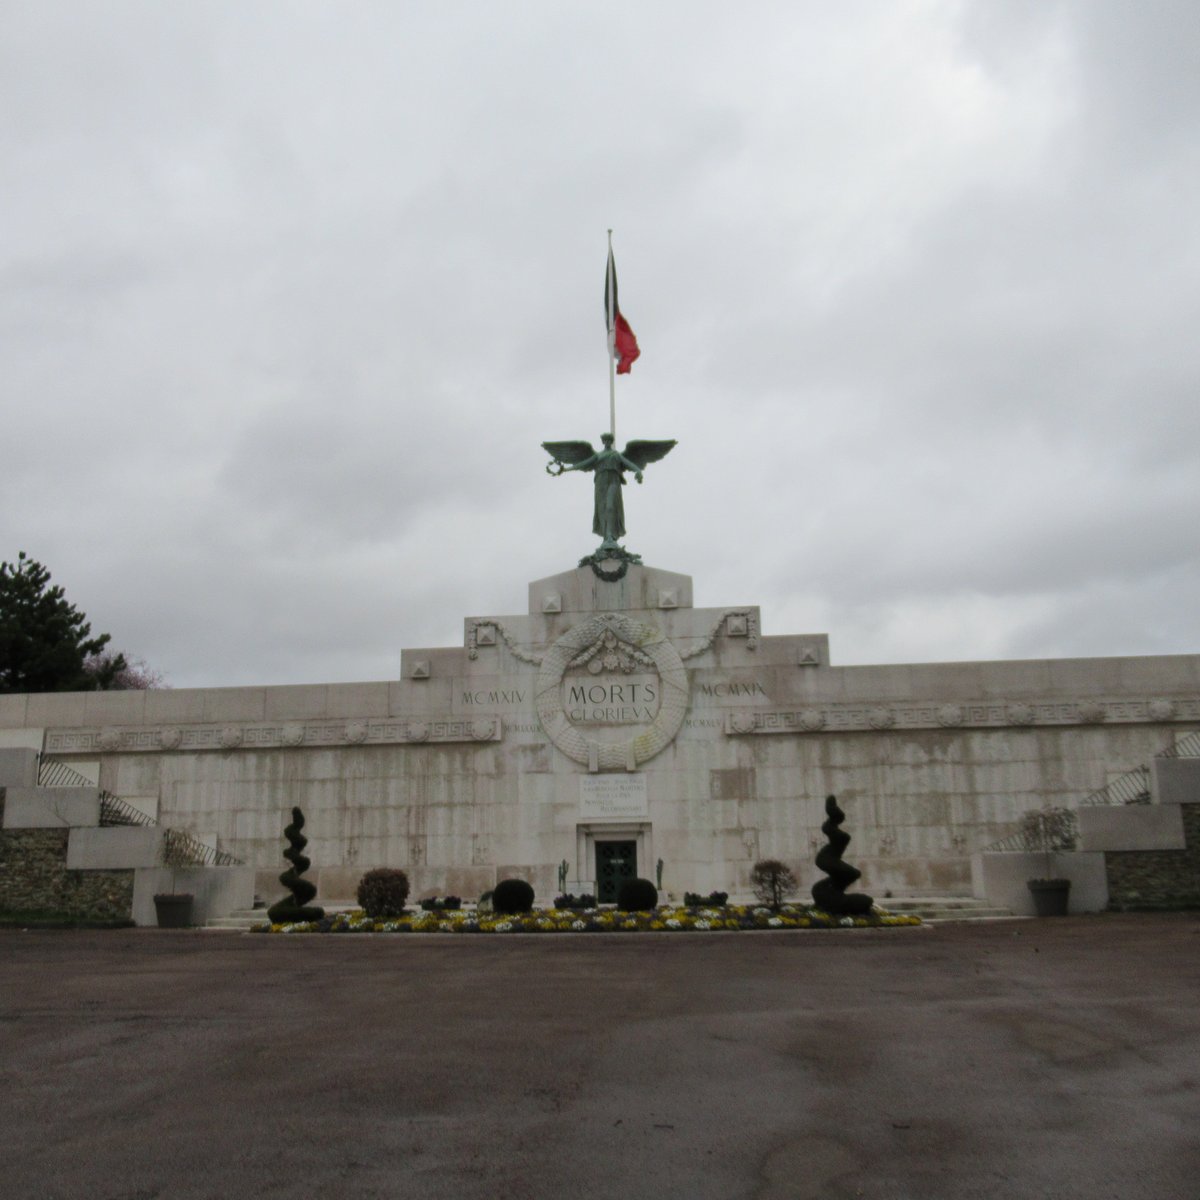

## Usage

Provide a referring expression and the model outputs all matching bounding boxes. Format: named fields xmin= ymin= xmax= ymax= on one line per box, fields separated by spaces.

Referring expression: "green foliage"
xmin=0 ymin=552 xmax=125 ymax=693
xmin=492 ymin=878 xmax=534 ymax=914
xmin=751 ymin=859 xmax=798 ymax=909
xmin=267 ymin=807 xmax=325 ymax=923
xmin=1021 ymin=806 xmax=1078 ymax=880
xmin=684 ymin=890 xmax=728 ymax=907
xmin=811 ymin=795 xmax=874 ymax=915
xmin=357 ymin=868 xmax=410 ymax=917
xmin=617 ymin=877 xmax=659 ymax=911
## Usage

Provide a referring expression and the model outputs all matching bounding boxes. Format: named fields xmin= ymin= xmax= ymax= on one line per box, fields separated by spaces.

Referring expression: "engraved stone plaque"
xmin=580 ymin=774 xmax=649 ymax=821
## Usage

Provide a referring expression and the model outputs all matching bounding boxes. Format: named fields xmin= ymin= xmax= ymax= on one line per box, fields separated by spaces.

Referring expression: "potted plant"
xmin=153 ymin=830 xmax=195 ymax=928
xmin=1023 ymin=806 xmax=1077 ymax=916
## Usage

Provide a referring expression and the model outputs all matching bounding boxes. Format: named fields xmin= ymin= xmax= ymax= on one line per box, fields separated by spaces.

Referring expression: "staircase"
xmin=204 ymin=902 xmax=361 ymax=931
xmin=880 ymin=896 xmax=1019 ymax=923
xmin=205 ymin=907 xmax=271 ymax=932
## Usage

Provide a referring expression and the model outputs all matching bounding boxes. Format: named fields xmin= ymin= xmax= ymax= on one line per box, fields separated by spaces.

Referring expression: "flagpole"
xmin=607 ymin=229 xmax=616 ymax=440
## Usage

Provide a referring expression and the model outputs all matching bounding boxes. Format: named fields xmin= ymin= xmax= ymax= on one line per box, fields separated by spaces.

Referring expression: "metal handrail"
xmin=980 ymin=808 xmax=1079 ymax=855
xmin=37 ymin=758 xmax=97 ymax=789
xmin=1158 ymin=729 xmax=1200 ymax=760
xmin=1079 ymin=764 xmax=1151 ymax=806
xmin=99 ymin=793 xmax=156 ymax=827
xmin=162 ymin=827 xmax=243 ymax=868
xmin=38 ymin=755 xmax=240 ymax=864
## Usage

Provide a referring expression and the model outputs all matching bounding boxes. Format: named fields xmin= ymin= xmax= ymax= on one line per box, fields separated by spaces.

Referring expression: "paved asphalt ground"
xmin=2 ymin=914 xmax=1198 ymax=1200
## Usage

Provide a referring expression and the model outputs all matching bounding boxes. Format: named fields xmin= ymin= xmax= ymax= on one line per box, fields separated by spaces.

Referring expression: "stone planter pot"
xmin=1027 ymin=879 xmax=1071 ymax=917
xmin=153 ymin=893 xmax=195 ymax=928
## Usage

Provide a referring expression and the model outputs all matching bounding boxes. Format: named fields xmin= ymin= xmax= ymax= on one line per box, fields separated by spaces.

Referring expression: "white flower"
xmin=840 ymin=916 xmax=854 ymax=926
xmin=665 ymin=918 xmax=681 ymax=929
xmin=495 ymin=921 xmax=512 ymax=932
xmin=768 ymin=917 xmax=782 ymax=927
xmin=572 ymin=919 xmax=586 ymax=930
xmin=695 ymin=919 xmax=711 ymax=930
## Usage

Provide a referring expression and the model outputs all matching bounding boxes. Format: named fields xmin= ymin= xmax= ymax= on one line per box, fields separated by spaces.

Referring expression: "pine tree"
xmin=0 ymin=552 xmax=126 ymax=693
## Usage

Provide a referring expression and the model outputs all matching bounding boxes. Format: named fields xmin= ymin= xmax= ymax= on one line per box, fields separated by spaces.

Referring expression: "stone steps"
xmin=878 ymin=896 xmax=1020 ymax=922
xmin=204 ymin=904 xmax=359 ymax=931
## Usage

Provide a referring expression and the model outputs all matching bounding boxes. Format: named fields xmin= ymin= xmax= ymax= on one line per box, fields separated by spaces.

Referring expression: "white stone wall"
xmin=2 ymin=564 xmax=1198 ymax=902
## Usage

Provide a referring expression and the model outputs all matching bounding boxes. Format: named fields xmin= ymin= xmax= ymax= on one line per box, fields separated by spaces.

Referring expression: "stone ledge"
xmin=3 ymin=788 xmax=100 ymax=829
xmin=1078 ymin=803 xmax=1186 ymax=852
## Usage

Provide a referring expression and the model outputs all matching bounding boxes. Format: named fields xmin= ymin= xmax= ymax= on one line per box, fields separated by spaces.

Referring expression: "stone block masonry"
xmin=0 ymin=794 xmax=134 ymax=920
xmin=1105 ymin=803 xmax=1200 ymax=909
xmin=5 ymin=563 xmax=1200 ymax=903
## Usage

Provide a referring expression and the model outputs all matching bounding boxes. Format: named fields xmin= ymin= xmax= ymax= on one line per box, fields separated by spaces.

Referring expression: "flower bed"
xmin=254 ymin=903 xmax=921 ymax=934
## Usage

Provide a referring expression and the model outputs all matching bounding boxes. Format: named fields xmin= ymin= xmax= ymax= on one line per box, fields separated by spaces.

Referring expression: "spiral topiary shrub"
xmin=266 ymin=807 xmax=325 ymax=924
xmin=812 ymin=794 xmax=874 ymax=915
xmin=617 ymin=877 xmax=659 ymax=912
xmin=492 ymin=878 xmax=535 ymax=914
xmin=356 ymin=868 xmax=410 ymax=918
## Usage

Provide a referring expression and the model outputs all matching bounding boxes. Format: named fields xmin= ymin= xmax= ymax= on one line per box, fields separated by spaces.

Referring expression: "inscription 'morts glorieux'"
xmin=562 ymin=673 xmax=660 ymax=724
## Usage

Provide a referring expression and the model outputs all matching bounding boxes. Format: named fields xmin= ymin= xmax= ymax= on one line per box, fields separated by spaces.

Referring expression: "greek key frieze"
xmin=725 ymin=697 xmax=1200 ymax=736
xmin=37 ymin=716 xmax=504 ymax=753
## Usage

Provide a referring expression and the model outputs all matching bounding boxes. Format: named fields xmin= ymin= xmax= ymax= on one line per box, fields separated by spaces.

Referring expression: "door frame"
xmin=575 ymin=822 xmax=652 ymax=896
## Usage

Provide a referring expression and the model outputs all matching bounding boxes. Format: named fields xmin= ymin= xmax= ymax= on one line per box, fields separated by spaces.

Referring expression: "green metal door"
xmin=595 ymin=840 xmax=637 ymax=903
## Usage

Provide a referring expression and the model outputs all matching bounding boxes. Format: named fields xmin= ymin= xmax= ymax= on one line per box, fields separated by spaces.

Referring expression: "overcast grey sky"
xmin=3 ymin=0 xmax=1198 ymax=688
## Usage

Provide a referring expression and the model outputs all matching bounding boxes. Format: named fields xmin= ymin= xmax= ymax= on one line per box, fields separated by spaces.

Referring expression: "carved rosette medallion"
xmin=97 ymin=727 xmax=122 ymax=752
xmin=281 ymin=723 xmax=306 ymax=747
xmin=344 ymin=721 xmax=368 ymax=744
xmin=158 ymin=727 xmax=182 ymax=750
xmin=1007 ymin=703 xmax=1036 ymax=726
xmin=219 ymin=726 xmax=243 ymax=749
xmin=1077 ymin=701 xmax=1107 ymax=724
xmin=936 ymin=704 xmax=964 ymax=728
xmin=471 ymin=720 xmax=495 ymax=741
xmin=535 ymin=612 xmax=688 ymax=770
xmin=867 ymin=706 xmax=895 ymax=730
xmin=1148 ymin=699 xmax=1177 ymax=722
xmin=799 ymin=709 xmax=826 ymax=732
xmin=407 ymin=721 xmax=430 ymax=742
xmin=730 ymin=712 xmax=757 ymax=735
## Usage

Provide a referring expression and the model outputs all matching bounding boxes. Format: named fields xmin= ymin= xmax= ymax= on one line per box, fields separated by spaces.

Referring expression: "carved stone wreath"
xmin=535 ymin=613 xmax=689 ymax=770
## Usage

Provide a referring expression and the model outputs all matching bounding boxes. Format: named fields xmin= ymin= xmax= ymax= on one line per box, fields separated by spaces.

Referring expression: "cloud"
xmin=1 ymin=2 xmax=1198 ymax=686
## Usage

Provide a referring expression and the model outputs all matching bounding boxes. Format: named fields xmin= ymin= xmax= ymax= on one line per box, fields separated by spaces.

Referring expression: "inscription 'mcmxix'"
xmin=697 ymin=681 xmax=769 ymax=698
xmin=463 ymin=689 xmax=526 ymax=705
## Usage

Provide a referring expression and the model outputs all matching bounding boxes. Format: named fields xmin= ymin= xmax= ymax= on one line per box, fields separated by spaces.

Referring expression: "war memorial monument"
xmin=1 ymin=251 xmax=1198 ymax=925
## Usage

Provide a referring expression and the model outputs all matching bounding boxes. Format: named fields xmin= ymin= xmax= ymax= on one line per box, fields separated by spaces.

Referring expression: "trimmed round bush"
xmin=356 ymin=868 xmax=410 ymax=918
xmin=617 ymin=877 xmax=659 ymax=912
xmin=492 ymin=878 xmax=535 ymax=914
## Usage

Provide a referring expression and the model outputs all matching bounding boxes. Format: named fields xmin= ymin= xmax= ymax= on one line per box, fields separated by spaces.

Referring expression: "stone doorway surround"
xmin=575 ymin=821 xmax=652 ymax=899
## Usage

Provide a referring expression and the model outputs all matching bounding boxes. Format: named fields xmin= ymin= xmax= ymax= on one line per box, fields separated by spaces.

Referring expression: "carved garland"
xmin=678 ymin=610 xmax=760 ymax=659
xmin=468 ymin=608 xmax=759 ymax=665
xmin=466 ymin=620 xmax=543 ymax=665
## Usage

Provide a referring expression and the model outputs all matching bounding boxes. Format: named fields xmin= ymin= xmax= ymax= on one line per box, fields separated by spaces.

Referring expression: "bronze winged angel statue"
xmin=543 ymin=434 xmax=676 ymax=553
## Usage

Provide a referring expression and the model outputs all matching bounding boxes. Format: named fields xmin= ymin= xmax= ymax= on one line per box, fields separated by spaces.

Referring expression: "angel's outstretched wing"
xmin=542 ymin=440 xmax=596 ymax=466
xmin=622 ymin=439 xmax=677 ymax=472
